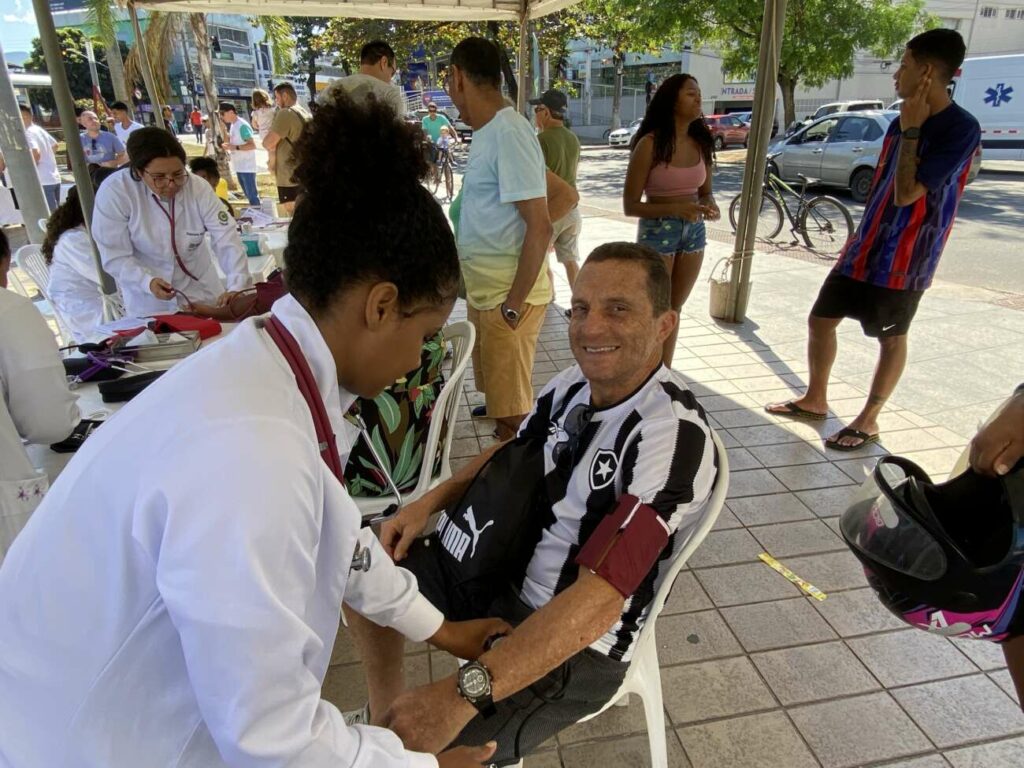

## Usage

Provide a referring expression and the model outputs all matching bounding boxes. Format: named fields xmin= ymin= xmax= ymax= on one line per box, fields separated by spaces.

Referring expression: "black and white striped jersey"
xmin=516 ymin=363 xmax=718 ymax=662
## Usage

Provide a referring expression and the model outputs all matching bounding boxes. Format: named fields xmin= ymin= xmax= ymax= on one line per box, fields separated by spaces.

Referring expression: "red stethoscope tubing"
xmin=151 ymin=193 xmax=200 ymax=282
xmin=263 ymin=315 xmax=345 ymax=483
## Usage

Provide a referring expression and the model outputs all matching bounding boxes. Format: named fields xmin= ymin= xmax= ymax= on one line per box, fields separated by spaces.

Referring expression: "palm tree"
xmin=83 ymin=0 xmax=131 ymax=108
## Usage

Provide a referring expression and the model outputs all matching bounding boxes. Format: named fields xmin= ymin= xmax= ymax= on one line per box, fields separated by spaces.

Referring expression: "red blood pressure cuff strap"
xmin=575 ymin=494 xmax=671 ymax=598
xmin=150 ymin=313 xmax=222 ymax=340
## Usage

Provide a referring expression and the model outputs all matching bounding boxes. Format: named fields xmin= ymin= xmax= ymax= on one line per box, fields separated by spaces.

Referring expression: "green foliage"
xmin=255 ymin=16 xmax=296 ymax=74
xmin=23 ymin=27 xmax=129 ymax=108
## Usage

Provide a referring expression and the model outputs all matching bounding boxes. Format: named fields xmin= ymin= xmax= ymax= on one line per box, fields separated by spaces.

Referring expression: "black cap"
xmin=528 ymin=89 xmax=568 ymax=116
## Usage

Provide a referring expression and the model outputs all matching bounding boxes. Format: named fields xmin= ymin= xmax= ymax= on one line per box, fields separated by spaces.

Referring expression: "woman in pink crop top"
xmin=623 ymin=74 xmax=720 ymax=367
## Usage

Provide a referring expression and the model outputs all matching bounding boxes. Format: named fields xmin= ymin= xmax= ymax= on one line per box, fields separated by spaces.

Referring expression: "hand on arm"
xmin=263 ymin=130 xmax=282 ymax=151
xmin=545 ymin=169 xmax=579 ymax=223
xmin=505 ymin=197 xmax=552 ymax=323
xmin=894 ymin=73 xmax=932 ymax=207
xmin=382 ymin=569 xmax=624 ymax=753
xmin=698 ymin=172 xmax=720 ymax=221
xmin=969 ymin=389 xmax=1024 ymax=477
xmin=622 ymin=136 xmax=709 ymax=221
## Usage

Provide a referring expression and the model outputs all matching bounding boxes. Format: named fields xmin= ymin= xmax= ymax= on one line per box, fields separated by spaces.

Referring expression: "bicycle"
xmin=429 ymin=144 xmax=455 ymax=201
xmin=728 ymin=163 xmax=854 ymax=255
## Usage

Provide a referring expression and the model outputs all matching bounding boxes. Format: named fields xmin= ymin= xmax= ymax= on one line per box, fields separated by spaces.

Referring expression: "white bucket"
xmin=708 ymin=257 xmax=735 ymax=320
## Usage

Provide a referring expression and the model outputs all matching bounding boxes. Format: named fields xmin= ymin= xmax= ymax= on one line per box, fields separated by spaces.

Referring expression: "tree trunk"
xmin=307 ymin=51 xmax=317 ymax=107
xmin=779 ymin=73 xmax=797 ymax=129
xmin=487 ymin=21 xmax=518 ymax=103
xmin=610 ymin=48 xmax=624 ymax=131
xmin=189 ymin=13 xmax=235 ymax=190
xmin=103 ymin=29 xmax=131 ymax=107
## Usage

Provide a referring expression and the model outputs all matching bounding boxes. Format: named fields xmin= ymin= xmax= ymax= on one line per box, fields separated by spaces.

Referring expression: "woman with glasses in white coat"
xmin=91 ymin=127 xmax=252 ymax=318
xmin=0 ymin=93 xmax=504 ymax=768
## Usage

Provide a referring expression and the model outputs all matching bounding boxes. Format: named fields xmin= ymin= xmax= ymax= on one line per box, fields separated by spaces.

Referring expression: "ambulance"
xmin=953 ymin=54 xmax=1024 ymax=161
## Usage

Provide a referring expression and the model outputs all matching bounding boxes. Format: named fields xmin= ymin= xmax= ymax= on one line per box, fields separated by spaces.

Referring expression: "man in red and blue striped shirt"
xmin=768 ymin=29 xmax=980 ymax=451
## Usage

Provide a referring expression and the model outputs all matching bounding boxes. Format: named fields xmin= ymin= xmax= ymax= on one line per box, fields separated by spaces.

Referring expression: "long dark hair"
xmin=285 ymin=90 xmax=459 ymax=315
xmin=41 ymin=186 xmax=86 ymax=265
xmin=630 ymin=74 xmax=714 ymax=167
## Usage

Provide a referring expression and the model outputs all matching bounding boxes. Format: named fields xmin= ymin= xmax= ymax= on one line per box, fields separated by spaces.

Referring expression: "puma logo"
xmin=464 ymin=506 xmax=494 ymax=559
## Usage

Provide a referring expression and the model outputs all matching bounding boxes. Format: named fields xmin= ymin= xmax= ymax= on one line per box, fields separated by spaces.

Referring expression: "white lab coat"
xmin=47 ymin=225 xmax=105 ymax=343
xmin=92 ymin=168 xmax=251 ymax=318
xmin=0 ymin=288 xmax=80 ymax=564
xmin=0 ymin=294 xmax=441 ymax=768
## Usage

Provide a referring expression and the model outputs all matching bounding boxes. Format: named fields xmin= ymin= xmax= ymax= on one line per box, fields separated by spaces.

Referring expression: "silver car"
xmin=608 ymin=119 xmax=642 ymax=147
xmin=768 ymin=111 xmax=898 ymax=203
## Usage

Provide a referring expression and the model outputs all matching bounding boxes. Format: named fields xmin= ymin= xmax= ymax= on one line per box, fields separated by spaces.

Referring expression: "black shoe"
xmin=471 ymin=405 xmax=488 ymax=418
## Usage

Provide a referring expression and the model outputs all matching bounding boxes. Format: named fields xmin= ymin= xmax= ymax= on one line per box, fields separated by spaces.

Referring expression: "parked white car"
xmin=608 ymin=119 xmax=642 ymax=147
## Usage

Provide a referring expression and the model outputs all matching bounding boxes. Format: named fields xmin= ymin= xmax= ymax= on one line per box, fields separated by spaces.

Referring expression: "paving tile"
xmin=749 ymin=519 xmax=846 ymax=558
xmin=747 ymin=442 xmax=829 ymax=468
xmin=655 ymin=610 xmax=743 ymax=665
xmin=557 ymin=696 xmax=650 ymax=745
xmin=949 ymin=636 xmax=1008 ymax=671
xmin=696 ymin=393 xmax=761 ymax=412
xmin=812 ymin=587 xmax=907 ymax=637
xmin=796 ymin=485 xmax=862 ymax=518
xmin=870 ymin=756 xmax=950 ymax=768
xmin=724 ymin=447 xmax=763 ymax=471
xmin=726 ymin=469 xmax=789 ymax=498
xmin=832 ymin=454 xmax=885 ymax=484
xmin=662 ymin=570 xmax=714 ymax=615
xmin=899 ymin=448 xmax=966 ymax=481
xmin=727 ymin=492 xmax=815 ymax=526
xmin=321 ymin=655 xmax=430 ymax=712
xmin=892 ymin=675 xmax=1024 ymax=748
xmin=721 ymin=597 xmax=837 ymax=652
xmin=847 ymin=629 xmax=977 ymax=687
xmin=945 ymin=736 xmax=1024 ymax=767
xmin=716 ymin=429 xmax=740 ymax=448
xmin=990 ymin=669 xmax=1021 ymax=704
xmin=789 ymin=692 xmax=932 ymax=768
xmin=771 ymin=462 xmax=857 ymax=492
xmin=783 ymin=551 xmax=868 ymax=592
xmin=728 ymin=424 xmax=805 ymax=447
xmin=450 ymin=437 xmax=482 ymax=458
xmin=694 ymin=562 xmax=802 ymax=607
xmin=875 ymin=428 xmax=948 ymax=454
xmin=687 ymin=528 xmax=764 ymax=568
xmin=661 ymin=656 xmax=776 ymax=725
xmin=751 ymin=641 xmax=879 ymax=705
xmin=560 ymin=732 xmax=691 ymax=768
xmin=711 ymin=408 xmax=776 ymax=429
xmin=711 ymin=506 xmax=743 ymax=530
xmin=677 ymin=710 xmax=819 ymax=768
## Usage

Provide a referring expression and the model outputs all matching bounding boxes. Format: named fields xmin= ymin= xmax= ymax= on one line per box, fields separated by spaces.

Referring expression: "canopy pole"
xmin=515 ymin=9 xmax=529 ymax=113
xmin=725 ymin=0 xmax=787 ymax=323
xmin=128 ymin=1 xmax=165 ymax=129
xmin=0 ymin=38 xmax=51 ymax=245
xmin=30 ymin=0 xmax=117 ymax=300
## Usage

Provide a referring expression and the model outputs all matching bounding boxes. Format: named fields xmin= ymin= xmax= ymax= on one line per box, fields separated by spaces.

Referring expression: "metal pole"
xmin=516 ymin=9 xmax=529 ymax=113
xmin=85 ymin=40 xmax=102 ymax=112
xmin=725 ymin=0 xmax=787 ymax=323
xmin=128 ymin=1 xmax=163 ymax=128
xmin=0 ymin=39 xmax=51 ymax=245
xmin=30 ymin=0 xmax=117 ymax=296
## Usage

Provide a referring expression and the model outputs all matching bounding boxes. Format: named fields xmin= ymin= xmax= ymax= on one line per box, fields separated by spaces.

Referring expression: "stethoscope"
xmin=261 ymin=316 xmax=403 ymax=574
xmin=151 ymin=192 xmax=201 ymax=283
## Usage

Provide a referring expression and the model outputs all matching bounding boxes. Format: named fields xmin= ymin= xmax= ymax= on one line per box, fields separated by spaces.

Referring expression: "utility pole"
xmin=0 ymin=37 xmax=51 ymax=245
xmin=85 ymin=40 xmax=103 ymax=112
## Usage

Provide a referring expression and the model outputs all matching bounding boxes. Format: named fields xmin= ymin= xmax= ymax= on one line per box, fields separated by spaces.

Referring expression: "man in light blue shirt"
xmin=79 ymin=110 xmax=127 ymax=168
xmin=446 ymin=37 xmax=552 ymax=441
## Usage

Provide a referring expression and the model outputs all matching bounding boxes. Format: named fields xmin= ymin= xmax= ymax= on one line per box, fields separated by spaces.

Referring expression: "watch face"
xmin=460 ymin=666 xmax=489 ymax=698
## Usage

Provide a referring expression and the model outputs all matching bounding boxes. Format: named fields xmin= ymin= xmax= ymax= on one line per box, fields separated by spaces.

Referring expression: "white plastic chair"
xmin=573 ymin=429 xmax=731 ymax=768
xmin=14 ymin=244 xmax=74 ymax=344
xmin=353 ymin=320 xmax=476 ymax=519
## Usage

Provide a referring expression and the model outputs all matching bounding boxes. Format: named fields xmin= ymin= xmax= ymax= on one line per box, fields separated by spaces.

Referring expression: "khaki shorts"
xmin=551 ymin=207 xmax=583 ymax=265
xmin=467 ymin=303 xmax=547 ymax=419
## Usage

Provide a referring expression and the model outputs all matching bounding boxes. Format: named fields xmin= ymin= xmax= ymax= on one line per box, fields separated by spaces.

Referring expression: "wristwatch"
xmin=902 ymin=127 xmax=922 ymax=140
xmin=457 ymin=661 xmax=496 ymax=718
xmin=501 ymin=303 xmax=521 ymax=324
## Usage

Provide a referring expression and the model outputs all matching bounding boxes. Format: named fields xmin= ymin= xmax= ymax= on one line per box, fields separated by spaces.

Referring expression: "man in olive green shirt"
xmin=531 ymin=89 xmax=582 ymax=286
xmin=262 ymin=83 xmax=310 ymax=214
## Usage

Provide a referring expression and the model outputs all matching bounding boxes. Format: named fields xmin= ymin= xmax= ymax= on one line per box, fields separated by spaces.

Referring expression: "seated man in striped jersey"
xmin=345 ymin=242 xmax=719 ymax=766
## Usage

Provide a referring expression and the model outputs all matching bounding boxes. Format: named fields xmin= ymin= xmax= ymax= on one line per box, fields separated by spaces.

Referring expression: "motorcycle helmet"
xmin=840 ymin=455 xmax=1024 ymax=642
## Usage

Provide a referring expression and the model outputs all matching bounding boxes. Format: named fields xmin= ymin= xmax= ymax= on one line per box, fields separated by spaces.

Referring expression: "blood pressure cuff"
xmin=575 ymin=494 xmax=671 ymax=598
xmin=434 ymin=437 xmax=549 ymax=598
xmin=150 ymin=314 xmax=222 ymax=340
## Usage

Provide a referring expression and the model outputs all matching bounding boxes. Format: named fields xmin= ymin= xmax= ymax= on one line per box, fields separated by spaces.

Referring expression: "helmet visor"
xmin=841 ymin=461 xmax=947 ymax=581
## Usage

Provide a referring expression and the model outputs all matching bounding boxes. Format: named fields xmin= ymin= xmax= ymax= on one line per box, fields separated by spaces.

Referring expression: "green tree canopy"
xmin=23 ymin=27 xmax=130 ymax=109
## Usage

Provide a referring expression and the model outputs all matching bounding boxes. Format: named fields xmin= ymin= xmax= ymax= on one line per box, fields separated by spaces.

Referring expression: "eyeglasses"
xmin=551 ymin=403 xmax=595 ymax=468
xmin=144 ymin=170 xmax=189 ymax=186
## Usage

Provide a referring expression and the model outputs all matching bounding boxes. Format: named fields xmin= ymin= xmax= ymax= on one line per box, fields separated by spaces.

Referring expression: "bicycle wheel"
xmin=443 ymin=162 xmax=454 ymax=200
xmin=729 ymin=192 xmax=784 ymax=241
xmin=429 ymin=163 xmax=441 ymax=196
xmin=799 ymin=195 xmax=854 ymax=255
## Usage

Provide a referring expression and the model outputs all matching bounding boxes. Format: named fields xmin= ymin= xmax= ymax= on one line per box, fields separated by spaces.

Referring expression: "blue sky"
xmin=1 ymin=0 xmax=42 ymax=56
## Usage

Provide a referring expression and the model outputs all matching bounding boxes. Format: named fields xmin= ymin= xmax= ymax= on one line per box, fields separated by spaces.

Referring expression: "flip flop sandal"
xmin=765 ymin=401 xmax=828 ymax=421
xmin=825 ymin=427 xmax=880 ymax=452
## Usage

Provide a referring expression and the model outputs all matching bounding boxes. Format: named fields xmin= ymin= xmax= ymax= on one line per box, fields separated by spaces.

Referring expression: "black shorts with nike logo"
xmin=811 ymin=271 xmax=924 ymax=338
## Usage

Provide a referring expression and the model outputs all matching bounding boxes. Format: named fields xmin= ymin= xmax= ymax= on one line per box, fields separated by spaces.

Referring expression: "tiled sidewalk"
xmin=325 ymin=215 xmax=1024 ymax=767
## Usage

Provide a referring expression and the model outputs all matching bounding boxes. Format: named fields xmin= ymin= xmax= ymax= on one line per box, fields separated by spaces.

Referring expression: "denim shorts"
xmin=638 ymin=217 xmax=707 ymax=255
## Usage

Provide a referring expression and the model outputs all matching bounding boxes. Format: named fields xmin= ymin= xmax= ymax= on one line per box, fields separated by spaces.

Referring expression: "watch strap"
xmin=902 ymin=127 xmax=921 ymax=140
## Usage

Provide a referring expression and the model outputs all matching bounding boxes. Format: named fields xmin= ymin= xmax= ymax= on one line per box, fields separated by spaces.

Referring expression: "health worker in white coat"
xmin=91 ymin=127 xmax=252 ymax=318
xmin=0 ymin=93 xmax=504 ymax=768
xmin=0 ymin=229 xmax=80 ymax=565
xmin=43 ymin=186 xmax=105 ymax=343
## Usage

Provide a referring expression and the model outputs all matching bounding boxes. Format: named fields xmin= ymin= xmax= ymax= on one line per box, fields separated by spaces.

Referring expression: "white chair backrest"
xmin=102 ymin=291 xmax=127 ymax=321
xmin=15 ymin=244 xmax=50 ymax=299
xmin=37 ymin=218 xmax=49 ymax=233
xmin=410 ymin=320 xmax=475 ymax=496
xmin=637 ymin=429 xmax=730 ymax=643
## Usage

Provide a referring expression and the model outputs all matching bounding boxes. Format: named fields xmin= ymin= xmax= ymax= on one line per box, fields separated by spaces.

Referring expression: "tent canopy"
xmin=135 ymin=0 xmax=578 ymax=20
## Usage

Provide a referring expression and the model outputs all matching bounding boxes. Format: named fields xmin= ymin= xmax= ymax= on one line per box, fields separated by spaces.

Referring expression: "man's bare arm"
xmin=893 ymin=136 xmax=927 ymax=207
xmin=506 ymin=197 xmax=553 ymax=311
xmin=262 ymin=130 xmax=282 ymax=151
